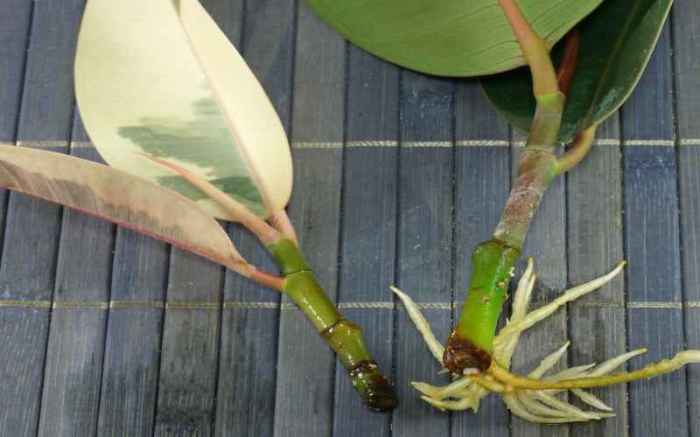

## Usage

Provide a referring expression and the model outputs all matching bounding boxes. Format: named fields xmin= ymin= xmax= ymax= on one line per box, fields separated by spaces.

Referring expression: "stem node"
xmin=449 ymin=0 xmax=567 ymax=372
xmin=271 ymin=239 xmax=398 ymax=411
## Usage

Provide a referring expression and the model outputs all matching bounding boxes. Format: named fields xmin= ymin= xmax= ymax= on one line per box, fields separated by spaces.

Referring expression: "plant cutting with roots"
xmin=0 ymin=0 xmax=396 ymax=411
xmin=367 ymin=0 xmax=699 ymax=423
xmin=394 ymin=259 xmax=700 ymax=422
xmin=304 ymin=0 xmax=698 ymax=422
xmin=1 ymin=0 xmax=696 ymax=423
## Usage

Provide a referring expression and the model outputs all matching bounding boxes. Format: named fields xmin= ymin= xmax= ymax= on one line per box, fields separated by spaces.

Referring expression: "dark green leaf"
xmin=305 ymin=0 xmax=604 ymax=77
xmin=482 ymin=0 xmax=673 ymax=143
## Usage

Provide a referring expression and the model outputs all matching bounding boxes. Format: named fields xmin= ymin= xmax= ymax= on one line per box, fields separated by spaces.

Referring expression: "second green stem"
xmin=269 ymin=238 xmax=398 ymax=411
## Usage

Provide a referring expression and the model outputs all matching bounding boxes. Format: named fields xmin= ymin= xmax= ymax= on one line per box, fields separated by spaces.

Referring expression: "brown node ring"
xmin=443 ymin=331 xmax=492 ymax=374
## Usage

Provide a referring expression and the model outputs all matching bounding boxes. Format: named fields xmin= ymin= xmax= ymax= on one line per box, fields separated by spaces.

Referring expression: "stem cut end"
xmin=444 ymin=331 xmax=492 ymax=373
xmin=349 ymin=361 xmax=398 ymax=412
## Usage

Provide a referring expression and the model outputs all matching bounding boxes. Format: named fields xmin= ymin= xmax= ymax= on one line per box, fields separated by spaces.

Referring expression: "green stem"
xmin=152 ymin=154 xmax=396 ymax=409
xmin=494 ymin=93 xmax=564 ymax=248
xmin=445 ymin=94 xmax=564 ymax=374
xmin=445 ymin=241 xmax=520 ymax=372
xmin=269 ymin=239 xmax=397 ymax=412
xmin=555 ymin=126 xmax=596 ymax=175
xmin=497 ymin=0 xmax=559 ymax=96
xmin=445 ymin=0 xmax=568 ymax=372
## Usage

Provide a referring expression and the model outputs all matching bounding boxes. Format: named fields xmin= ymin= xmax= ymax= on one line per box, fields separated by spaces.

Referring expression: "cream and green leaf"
xmin=118 ymin=97 xmax=264 ymax=215
xmin=75 ymin=0 xmax=292 ymax=220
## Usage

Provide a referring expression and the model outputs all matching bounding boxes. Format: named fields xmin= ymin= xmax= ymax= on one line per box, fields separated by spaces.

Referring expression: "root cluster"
xmin=392 ymin=259 xmax=700 ymax=423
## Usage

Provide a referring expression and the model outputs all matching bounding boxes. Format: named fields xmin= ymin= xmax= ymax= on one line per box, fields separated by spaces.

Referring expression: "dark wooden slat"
xmin=393 ymin=71 xmax=454 ymax=437
xmin=241 ymin=0 xmax=296 ymax=125
xmin=0 ymin=0 xmax=32 ymax=142
xmin=289 ymin=3 xmax=347 ymax=145
xmin=510 ymin=129 xmax=569 ymax=437
xmin=0 ymin=12 xmax=34 ymax=436
xmin=153 ymin=254 xmax=223 ymax=437
xmin=566 ymin=119 xmax=624 ymax=305
xmin=673 ymin=0 xmax=700 ymax=140
xmin=212 ymin=1 xmax=298 ymax=435
xmin=151 ymin=2 xmax=240 ymax=435
xmin=96 ymin=234 xmax=169 ymax=435
xmin=627 ymin=308 xmax=688 ymax=433
xmin=249 ymin=0 xmax=298 ymax=435
xmin=685 ymin=310 xmax=700 ymax=434
xmin=0 ymin=309 xmax=49 ymax=437
xmin=271 ymin=153 xmax=344 ymax=432
xmin=673 ymin=3 xmax=700 ymax=435
xmin=567 ymin=118 xmax=629 ymax=437
xmin=0 ymin=2 xmax=84 ymax=435
xmin=621 ymin=24 xmax=688 ymax=437
xmin=215 ymin=231 xmax=278 ymax=437
xmin=621 ymin=31 xmax=675 ymax=142
xmin=0 ymin=0 xmax=32 ymax=270
xmin=273 ymin=3 xmax=344 ymax=436
xmin=451 ymin=81 xmax=511 ymax=437
xmin=332 ymin=43 xmax=399 ymax=436
xmin=0 ymin=0 xmax=84 ymax=297
xmin=211 ymin=2 xmax=281 ymax=435
xmin=36 ymin=116 xmax=114 ymax=437
xmin=17 ymin=0 xmax=84 ymax=145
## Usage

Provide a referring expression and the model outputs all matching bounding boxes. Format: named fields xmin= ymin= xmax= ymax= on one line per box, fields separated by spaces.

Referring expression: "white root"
xmin=496 ymin=261 xmax=626 ymax=341
xmin=421 ymin=394 xmax=481 ymax=412
xmin=503 ymin=394 xmax=593 ymax=423
xmin=493 ymin=258 xmax=536 ymax=367
xmin=391 ymin=285 xmax=444 ymax=364
xmin=531 ymin=391 xmax=611 ymax=421
xmin=546 ymin=363 xmax=597 ymax=381
xmin=528 ymin=341 xmax=570 ymax=378
xmin=412 ymin=377 xmax=473 ymax=400
xmin=516 ymin=392 xmax=573 ymax=418
xmin=588 ymin=348 xmax=647 ymax=376
xmin=398 ymin=258 xmax=700 ymax=423
xmin=511 ymin=258 xmax=536 ymax=321
xmin=571 ymin=389 xmax=613 ymax=412
xmin=671 ymin=350 xmax=700 ymax=366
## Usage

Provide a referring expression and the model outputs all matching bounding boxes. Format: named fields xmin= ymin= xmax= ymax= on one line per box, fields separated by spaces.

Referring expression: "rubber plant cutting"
xmin=0 ymin=0 xmax=396 ymax=411
xmin=308 ymin=0 xmax=700 ymax=423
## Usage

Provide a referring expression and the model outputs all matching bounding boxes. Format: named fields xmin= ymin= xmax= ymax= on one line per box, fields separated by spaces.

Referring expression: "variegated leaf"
xmin=0 ymin=144 xmax=250 ymax=275
xmin=75 ymin=0 xmax=292 ymax=220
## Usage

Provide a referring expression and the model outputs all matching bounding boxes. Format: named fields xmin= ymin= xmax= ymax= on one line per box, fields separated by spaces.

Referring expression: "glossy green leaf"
xmin=75 ymin=0 xmax=292 ymax=220
xmin=305 ymin=0 xmax=604 ymax=77
xmin=482 ymin=0 xmax=673 ymax=143
xmin=0 ymin=144 xmax=250 ymax=275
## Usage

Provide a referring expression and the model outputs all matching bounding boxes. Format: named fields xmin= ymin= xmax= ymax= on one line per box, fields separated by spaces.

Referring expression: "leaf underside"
xmin=482 ymin=0 xmax=673 ymax=143
xmin=0 ymin=145 xmax=245 ymax=272
xmin=305 ymin=0 xmax=604 ymax=77
xmin=74 ymin=0 xmax=293 ymax=220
